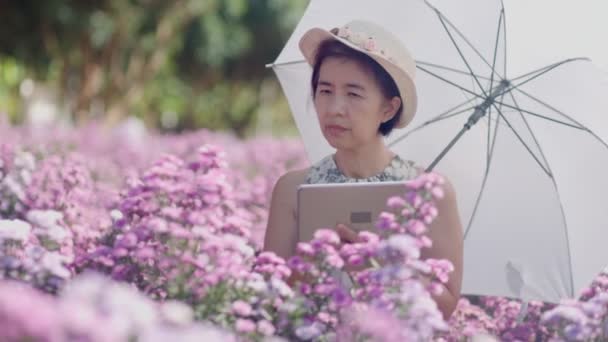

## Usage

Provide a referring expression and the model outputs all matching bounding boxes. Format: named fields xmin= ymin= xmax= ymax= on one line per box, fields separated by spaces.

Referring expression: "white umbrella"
xmin=269 ymin=0 xmax=608 ymax=304
xmin=505 ymin=0 xmax=608 ymax=74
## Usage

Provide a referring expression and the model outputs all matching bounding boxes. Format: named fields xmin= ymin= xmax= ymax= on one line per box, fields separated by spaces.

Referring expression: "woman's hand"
xmin=335 ymin=223 xmax=373 ymax=272
xmin=335 ymin=223 xmax=360 ymax=244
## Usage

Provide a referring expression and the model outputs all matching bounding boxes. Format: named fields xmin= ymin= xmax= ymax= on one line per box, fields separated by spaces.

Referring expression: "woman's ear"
xmin=381 ymin=96 xmax=402 ymax=123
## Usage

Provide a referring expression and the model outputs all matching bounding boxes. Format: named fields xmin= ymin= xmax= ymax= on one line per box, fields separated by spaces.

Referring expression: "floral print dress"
xmin=305 ymin=154 xmax=419 ymax=184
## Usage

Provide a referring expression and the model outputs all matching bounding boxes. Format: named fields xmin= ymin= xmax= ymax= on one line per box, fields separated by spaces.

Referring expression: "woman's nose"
xmin=327 ymin=95 xmax=347 ymax=117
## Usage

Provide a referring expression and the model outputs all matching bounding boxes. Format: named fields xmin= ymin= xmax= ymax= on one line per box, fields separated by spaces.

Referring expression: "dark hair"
xmin=311 ymin=38 xmax=403 ymax=136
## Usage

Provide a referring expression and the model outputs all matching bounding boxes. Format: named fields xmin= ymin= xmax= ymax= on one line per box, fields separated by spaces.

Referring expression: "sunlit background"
xmin=0 ymin=0 xmax=307 ymax=137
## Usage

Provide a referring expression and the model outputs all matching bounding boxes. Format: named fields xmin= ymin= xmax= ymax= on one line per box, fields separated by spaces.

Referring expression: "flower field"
xmin=1 ymin=121 xmax=607 ymax=341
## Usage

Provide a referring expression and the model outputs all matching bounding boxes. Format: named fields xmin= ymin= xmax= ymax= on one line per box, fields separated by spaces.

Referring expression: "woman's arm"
xmin=421 ymin=175 xmax=464 ymax=320
xmin=263 ymin=169 xmax=308 ymax=261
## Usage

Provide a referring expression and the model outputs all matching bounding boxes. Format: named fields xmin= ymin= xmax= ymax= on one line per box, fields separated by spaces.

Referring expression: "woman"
xmin=263 ymin=20 xmax=463 ymax=319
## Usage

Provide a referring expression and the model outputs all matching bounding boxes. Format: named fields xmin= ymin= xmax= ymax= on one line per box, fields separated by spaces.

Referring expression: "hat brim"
xmin=299 ymin=27 xmax=418 ymax=129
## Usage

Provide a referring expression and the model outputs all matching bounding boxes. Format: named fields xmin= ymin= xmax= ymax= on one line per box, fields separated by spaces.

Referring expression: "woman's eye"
xmin=319 ymin=89 xmax=331 ymax=95
xmin=348 ymin=92 xmax=362 ymax=98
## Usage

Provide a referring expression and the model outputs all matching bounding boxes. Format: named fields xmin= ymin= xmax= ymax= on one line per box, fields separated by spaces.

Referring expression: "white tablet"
xmin=296 ymin=181 xmax=408 ymax=243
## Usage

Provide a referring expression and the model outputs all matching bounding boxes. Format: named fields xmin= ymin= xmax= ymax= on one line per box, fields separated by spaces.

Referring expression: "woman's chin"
xmin=323 ymin=134 xmax=341 ymax=148
xmin=326 ymin=138 xmax=349 ymax=150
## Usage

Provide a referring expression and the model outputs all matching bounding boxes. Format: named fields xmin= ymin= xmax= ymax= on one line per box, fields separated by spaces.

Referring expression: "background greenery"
xmin=0 ymin=0 xmax=308 ymax=137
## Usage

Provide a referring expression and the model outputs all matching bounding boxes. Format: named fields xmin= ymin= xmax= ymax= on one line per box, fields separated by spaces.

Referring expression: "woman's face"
xmin=313 ymin=57 xmax=399 ymax=151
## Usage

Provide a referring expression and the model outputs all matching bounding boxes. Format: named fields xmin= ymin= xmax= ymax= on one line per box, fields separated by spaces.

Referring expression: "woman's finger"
xmin=335 ymin=223 xmax=359 ymax=243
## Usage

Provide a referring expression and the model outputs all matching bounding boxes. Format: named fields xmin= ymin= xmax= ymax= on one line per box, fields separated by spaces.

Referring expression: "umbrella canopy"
xmin=505 ymin=0 xmax=608 ymax=73
xmin=270 ymin=0 xmax=608 ymax=303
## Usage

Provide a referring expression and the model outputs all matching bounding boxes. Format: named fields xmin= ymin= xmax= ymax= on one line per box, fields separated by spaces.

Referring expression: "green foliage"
xmin=0 ymin=0 xmax=308 ymax=136
xmin=0 ymin=58 xmax=27 ymax=122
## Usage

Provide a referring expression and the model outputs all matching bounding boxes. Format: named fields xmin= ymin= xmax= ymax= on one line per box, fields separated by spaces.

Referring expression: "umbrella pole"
xmin=425 ymin=80 xmax=510 ymax=172
xmin=516 ymin=300 xmax=529 ymax=323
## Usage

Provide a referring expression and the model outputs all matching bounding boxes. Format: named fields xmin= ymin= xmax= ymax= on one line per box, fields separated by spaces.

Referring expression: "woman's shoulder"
xmin=274 ymin=167 xmax=310 ymax=193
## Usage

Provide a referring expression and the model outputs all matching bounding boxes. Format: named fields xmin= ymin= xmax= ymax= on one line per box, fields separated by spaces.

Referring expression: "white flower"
xmin=41 ymin=252 xmax=72 ymax=279
xmin=139 ymin=324 xmax=234 ymax=342
xmin=28 ymin=209 xmax=64 ymax=224
xmin=471 ymin=334 xmax=501 ymax=342
xmin=295 ymin=322 xmax=324 ymax=340
xmin=62 ymin=272 xmax=107 ymax=300
xmin=543 ymin=306 xmax=588 ymax=325
xmin=110 ymin=209 xmax=124 ymax=221
xmin=247 ymin=278 xmax=268 ymax=293
xmin=161 ymin=300 xmax=194 ymax=326
xmin=223 ymin=234 xmax=254 ymax=257
xmin=0 ymin=219 xmax=31 ymax=241
xmin=63 ymin=273 xmax=160 ymax=337
xmin=14 ymin=151 xmax=36 ymax=170
xmin=3 ymin=176 xmax=26 ymax=201
xmin=387 ymin=234 xmax=420 ymax=259
xmin=270 ymin=277 xmax=293 ymax=298
xmin=104 ymin=282 xmax=159 ymax=331
xmin=26 ymin=210 xmax=69 ymax=242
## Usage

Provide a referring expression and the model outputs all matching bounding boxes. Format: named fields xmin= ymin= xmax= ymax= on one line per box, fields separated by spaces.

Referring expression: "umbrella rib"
xmin=426 ymin=0 xmax=506 ymax=83
xmin=510 ymin=88 xmax=608 ymax=150
xmin=388 ymin=99 xmax=479 ymax=148
xmin=488 ymin=8 xmax=506 ymax=94
xmin=504 ymin=91 xmax=576 ymax=298
xmin=487 ymin=104 xmax=492 ymax=166
xmin=425 ymin=105 xmax=479 ymax=125
xmin=507 ymin=60 xmax=580 ymax=95
xmin=491 ymin=104 xmax=553 ymax=178
xmin=427 ymin=95 xmax=480 ymax=124
xmin=493 ymin=100 xmax=586 ymax=131
xmin=434 ymin=9 xmax=489 ymax=98
xmin=417 ymin=61 xmax=495 ymax=81
xmin=464 ymin=100 xmax=502 ymax=239
xmin=502 ymin=2 xmax=508 ymax=78
xmin=387 ymin=106 xmax=477 ymax=147
xmin=509 ymin=58 xmax=588 ymax=83
xmin=511 ymin=88 xmax=589 ymax=129
xmin=506 ymin=91 xmax=553 ymax=174
xmin=417 ymin=66 xmax=484 ymax=100
xmin=265 ymin=60 xmax=306 ymax=68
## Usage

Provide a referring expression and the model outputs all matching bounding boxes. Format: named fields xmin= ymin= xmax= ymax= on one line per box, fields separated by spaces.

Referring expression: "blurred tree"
xmin=0 ymin=0 xmax=307 ymax=136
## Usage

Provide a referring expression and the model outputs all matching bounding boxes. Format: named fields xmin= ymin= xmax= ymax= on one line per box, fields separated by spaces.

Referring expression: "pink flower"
xmin=432 ymin=186 xmax=445 ymax=199
xmin=358 ymin=231 xmax=379 ymax=244
xmin=313 ymin=229 xmax=340 ymax=245
xmin=406 ymin=191 xmax=423 ymax=208
xmin=231 ymin=300 xmax=253 ymax=316
xmin=364 ymin=37 xmax=377 ymax=52
xmin=296 ymin=242 xmax=315 ymax=256
xmin=347 ymin=255 xmax=364 ymax=267
xmin=427 ymin=259 xmax=454 ymax=284
xmin=376 ymin=212 xmax=397 ymax=231
xmin=407 ymin=220 xmax=427 ymax=235
xmin=325 ymin=253 xmax=344 ymax=268
xmin=337 ymin=27 xmax=352 ymax=39
xmin=235 ymin=319 xmax=256 ymax=333
xmin=387 ymin=196 xmax=406 ymax=209
xmin=257 ymin=320 xmax=275 ymax=336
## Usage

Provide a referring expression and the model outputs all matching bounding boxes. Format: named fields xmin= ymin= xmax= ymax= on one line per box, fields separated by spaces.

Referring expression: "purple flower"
xmin=295 ymin=322 xmax=324 ymax=340
xmin=331 ymin=287 xmax=352 ymax=308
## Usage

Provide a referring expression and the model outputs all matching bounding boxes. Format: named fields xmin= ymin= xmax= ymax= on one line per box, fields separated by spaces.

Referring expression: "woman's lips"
xmin=326 ymin=124 xmax=348 ymax=136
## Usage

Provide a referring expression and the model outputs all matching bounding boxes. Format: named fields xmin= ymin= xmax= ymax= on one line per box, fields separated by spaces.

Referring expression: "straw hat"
xmin=299 ymin=20 xmax=418 ymax=128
